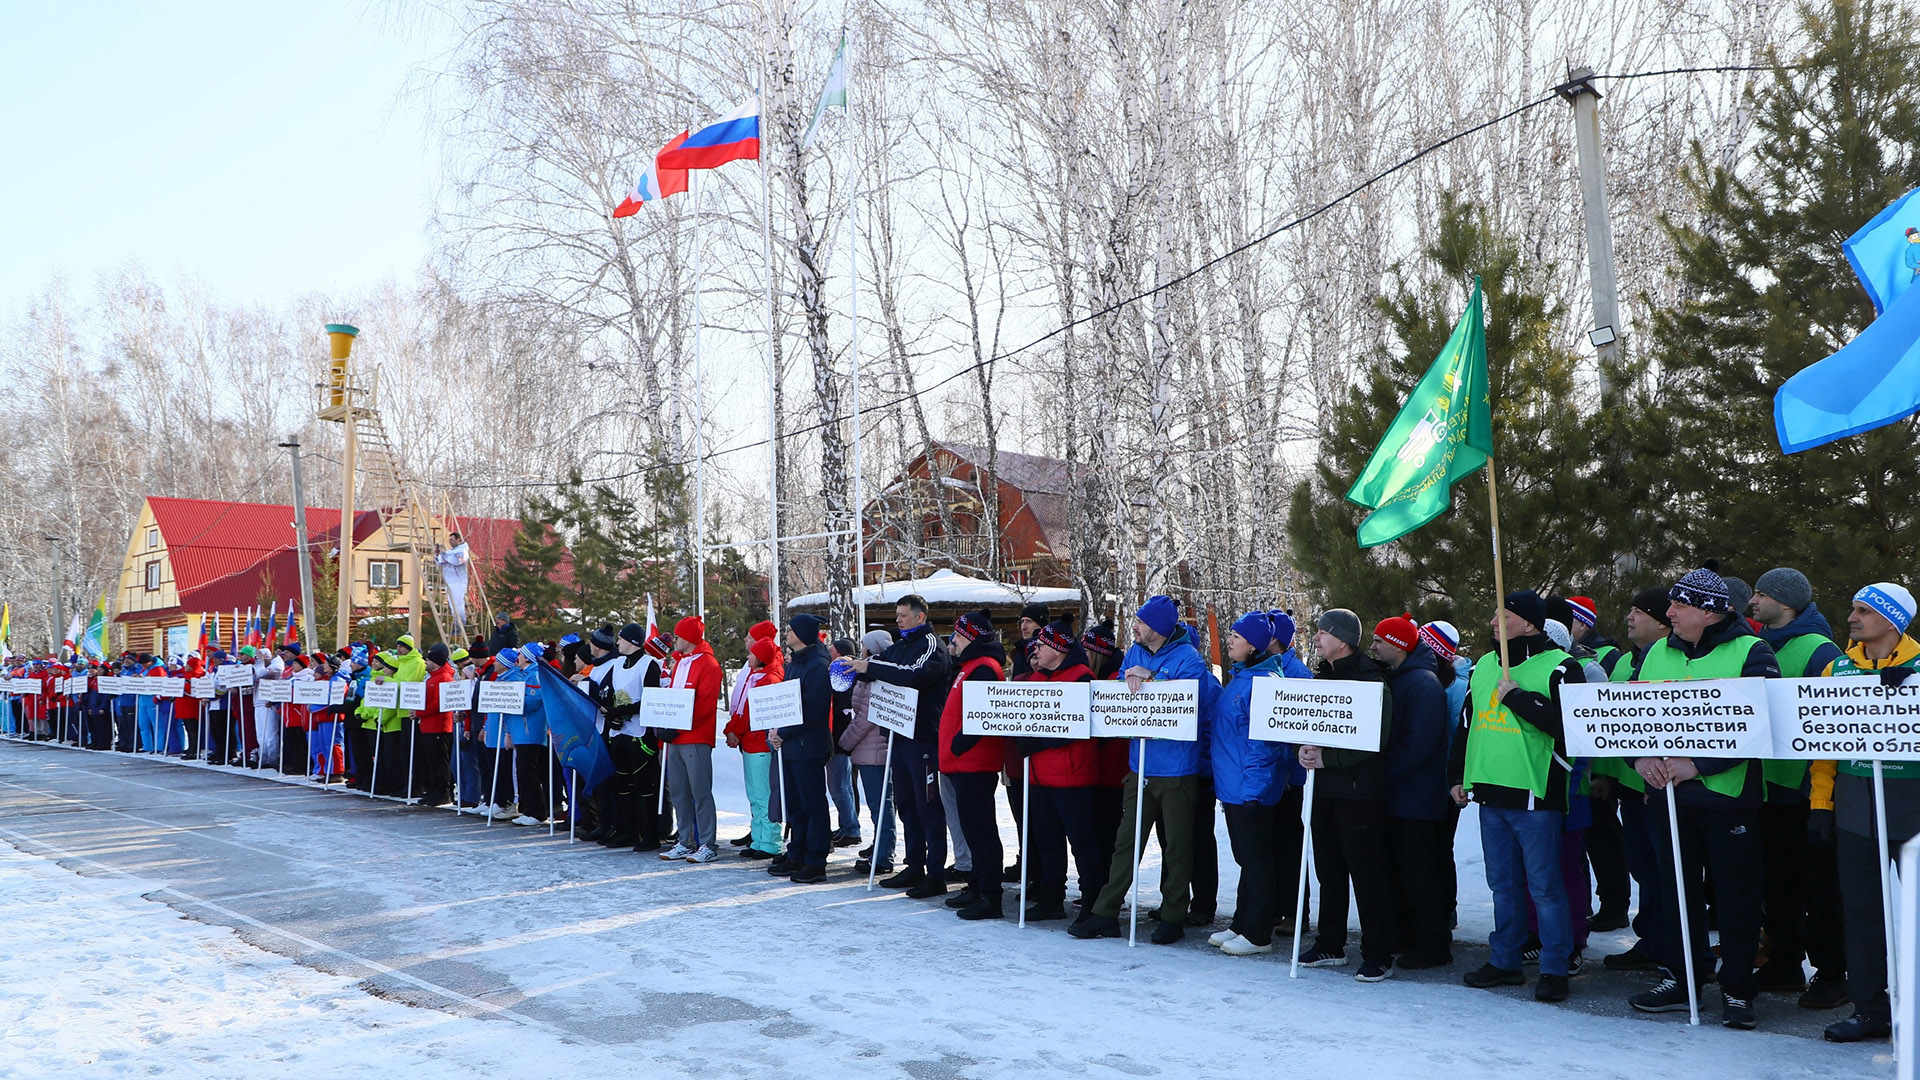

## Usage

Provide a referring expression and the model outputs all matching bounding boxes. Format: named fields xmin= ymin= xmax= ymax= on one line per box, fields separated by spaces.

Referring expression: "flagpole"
xmin=760 ymin=87 xmax=782 ymax=628
xmin=1485 ymin=457 xmax=1512 ymax=680
xmin=693 ymin=173 xmax=708 ymax=621
xmin=843 ymin=26 xmax=867 ymax=636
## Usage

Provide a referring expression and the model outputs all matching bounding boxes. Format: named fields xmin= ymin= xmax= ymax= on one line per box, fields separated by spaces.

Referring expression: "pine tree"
xmin=491 ymin=494 xmax=569 ymax=640
xmin=1633 ymin=0 xmax=1920 ymax=615
xmin=1286 ymin=194 xmax=1635 ymax=629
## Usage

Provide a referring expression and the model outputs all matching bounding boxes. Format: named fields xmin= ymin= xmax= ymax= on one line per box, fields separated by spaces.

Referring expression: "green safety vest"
xmin=1636 ymin=635 xmax=1761 ymax=798
xmin=1593 ymin=646 xmax=1647 ymax=792
xmin=1831 ymin=649 xmax=1920 ymax=781
xmin=1594 ymin=643 xmax=1624 ymax=677
xmin=1464 ymin=648 xmax=1569 ymax=806
xmin=1761 ymin=632 xmax=1835 ymax=793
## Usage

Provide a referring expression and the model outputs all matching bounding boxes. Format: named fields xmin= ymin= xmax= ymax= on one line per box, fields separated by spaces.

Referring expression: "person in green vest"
xmin=1746 ymin=566 xmax=1849 ymax=1010
xmin=1447 ymin=589 xmax=1585 ymax=1004
xmin=1564 ymin=595 xmax=1626 ymax=678
xmin=1589 ymin=584 xmax=1681 ymax=953
xmin=1624 ymin=566 xmax=1780 ymax=1031
xmin=355 ymin=652 xmax=409 ymax=796
xmin=1808 ymin=581 xmax=1920 ymax=1043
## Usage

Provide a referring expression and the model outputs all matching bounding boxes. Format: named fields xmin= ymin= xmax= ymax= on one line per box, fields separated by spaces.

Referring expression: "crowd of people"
xmin=3 ymin=566 xmax=1910 ymax=1045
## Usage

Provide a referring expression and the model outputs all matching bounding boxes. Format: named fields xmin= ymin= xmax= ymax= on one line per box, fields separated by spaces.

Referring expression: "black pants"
xmin=1029 ymin=784 xmax=1108 ymax=907
xmin=1275 ymin=784 xmax=1312 ymax=925
xmin=605 ymin=734 xmax=643 ymax=838
xmin=1311 ymin=796 xmax=1395 ymax=966
xmin=1167 ymin=776 xmax=1218 ymax=918
xmin=348 ymin=726 xmax=377 ymax=790
xmin=1387 ymin=815 xmax=1454 ymax=961
xmin=1759 ymin=800 xmax=1846 ymax=977
xmin=1223 ymin=801 xmax=1283 ymax=946
xmin=1621 ymin=792 xmax=1665 ymax=955
xmin=892 ymin=739 xmax=946 ymax=879
xmin=1839 ymin=828 xmax=1896 ymax=1020
xmin=1586 ymin=787 xmax=1630 ymax=914
xmin=513 ymin=745 xmax=554 ymax=819
xmin=85 ymin=710 xmax=114 ymax=750
xmin=415 ymin=730 xmax=453 ymax=805
xmin=634 ymin=738 xmax=667 ymax=842
xmin=281 ymin=728 xmax=309 ymax=775
xmin=1005 ymin=764 xmax=1025 ymax=871
xmin=948 ymin=770 xmax=1003 ymax=902
xmin=1092 ymin=785 xmax=1123 ymax=870
xmin=783 ymin=752 xmax=832 ymax=868
xmin=1648 ymin=799 xmax=1762 ymax=998
xmin=114 ymin=706 xmax=137 ymax=752
xmin=374 ymin=729 xmax=409 ymax=796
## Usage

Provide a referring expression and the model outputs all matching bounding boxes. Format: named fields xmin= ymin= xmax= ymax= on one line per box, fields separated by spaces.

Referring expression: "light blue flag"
xmin=1776 ymin=188 xmax=1920 ymax=453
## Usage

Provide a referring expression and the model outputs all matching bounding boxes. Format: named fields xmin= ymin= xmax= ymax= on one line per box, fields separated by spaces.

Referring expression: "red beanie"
xmin=749 ymin=620 xmax=777 ymax=641
xmin=749 ymin=638 xmax=780 ymax=666
xmin=674 ymin=616 xmax=706 ymax=643
xmin=1373 ymin=614 xmax=1418 ymax=652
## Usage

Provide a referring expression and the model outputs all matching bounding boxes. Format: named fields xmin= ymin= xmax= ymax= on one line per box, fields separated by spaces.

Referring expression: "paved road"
xmin=0 ymin=739 xmax=1882 ymax=1077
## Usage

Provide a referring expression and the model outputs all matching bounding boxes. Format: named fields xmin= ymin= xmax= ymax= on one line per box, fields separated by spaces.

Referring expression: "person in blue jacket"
xmin=1419 ymin=619 xmax=1472 ymax=935
xmin=1070 ymin=595 xmax=1220 ymax=946
xmin=1207 ymin=612 xmax=1290 ymax=956
xmin=1371 ymin=614 xmax=1455 ymax=969
xmin=1266 ymin=610 xmax=1315 ymax=932
xmin=506 ymin=643 xmax=552 ymax=825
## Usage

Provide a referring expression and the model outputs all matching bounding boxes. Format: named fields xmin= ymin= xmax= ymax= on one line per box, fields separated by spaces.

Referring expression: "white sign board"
xmin=155 ymin=678 xmax=186 ymax=697
xmin=361 ymin=681 xmax=400 ymax=709
xmin=637 ymin=686 xmax=694 ymax=731
xmin=866 ymin=682 xmax=920 ymax=737
xmin=1252 ymin=678 xmax=1387 ymax=752
xmin=477 ymin=680 xmax=526 ymax=716
xmin=190 ymin=677 xmax=217 ymax=699
xmin=746 ymin=678 xmax=803 ymax=732
xmin=256 ymin=680 xmax=293 ymax=704
xmin=1089 ymin=679 xmax=1199 ymax=741
xmin=291 ymin=681 xmax=332 ymax=706
xmin=961 ymin=680 xmax=1092 ymax=738
xmin=439 ymin=679 xmax=473 ymax=712
xmin=95 ymin=676 xmax=123 ymax=695
xmin=1561 ymin=678 xmax=1774 ymax=759
xmin=10 ymin=677 xmax=40 ymax=695
xmin=1767 ymin=677 xmax=1920 ymax=761
xmin=216 ymin=665 xmax=253 ymax=690
xmin=398 ymin=682 xmax=428 ymax=711
xmin=64 ymin=677 xmax=86 ymax=695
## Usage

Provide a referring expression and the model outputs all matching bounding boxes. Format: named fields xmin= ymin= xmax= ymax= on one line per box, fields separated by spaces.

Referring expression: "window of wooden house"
xmin=144 ymin=561 xmax=160 ymax=591
xmin=145 ymin=526 xmax=159 ymax=550
xmin=368 ymin=560 xmax=403 ymax=589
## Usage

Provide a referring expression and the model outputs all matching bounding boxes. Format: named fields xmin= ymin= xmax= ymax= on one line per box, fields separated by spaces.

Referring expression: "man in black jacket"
xmin=851 ymin=593 xmax=953 ymax=896
xmin=489 ymin=612 xmax=520 ymax=655
xmin=1297 ymin=608 xmax=1397 ymax=982
xmin=772 ymin=614 xmax=836 ymax=883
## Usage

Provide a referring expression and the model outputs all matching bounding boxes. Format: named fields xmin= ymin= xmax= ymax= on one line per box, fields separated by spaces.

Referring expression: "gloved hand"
xmin=1881 ymin=666 xmax=1915 ymax=687
xmin=1807 ymin=808 xmax=1836 ymax=847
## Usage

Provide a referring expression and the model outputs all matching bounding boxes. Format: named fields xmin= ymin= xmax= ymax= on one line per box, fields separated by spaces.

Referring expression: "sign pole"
xmin=1877 ymin=761 xmax=1900 ymax=1014
xmin=870 ymin=731 xmax=894 ymax=891
xmin=1018 ymin=756 xmax=1031 ymax=928
xmin=1289 ymin=769 xmax=1318 ymax=978
xmin=486 ymin=719 xmax=504 ymax=827
xmin=1662 ymin=780 xmax=1702 ymax=1026
xmin=1485 ymin=457 xmax=1512 ymax=680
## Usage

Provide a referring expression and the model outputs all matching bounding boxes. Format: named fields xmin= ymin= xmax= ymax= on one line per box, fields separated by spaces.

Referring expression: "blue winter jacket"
xmin=502 ymin=664 xmax=547 ymax=746
xmin=1441 ymin=656 xmax=1472 ymax=761
xmin=1383 ymin=644 xmax=1453 ymax=822
xmin=1119 ymin=625 xmax=1220 ymax=778
xmin=1210 ymin=654 xmax=1291 ymax=806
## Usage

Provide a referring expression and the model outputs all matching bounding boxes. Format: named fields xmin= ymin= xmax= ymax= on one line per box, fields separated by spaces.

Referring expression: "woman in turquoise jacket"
xmin=1208 ymin=613 xmax=1292 ymax=956
xmin=505 ymin=644 xmax=554 ymax=825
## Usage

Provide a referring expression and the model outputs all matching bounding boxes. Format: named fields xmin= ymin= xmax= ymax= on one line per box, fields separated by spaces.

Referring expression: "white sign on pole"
xmin=1766 ymin=678 xmax=1920 ymax=761
xmin=156 ymin=677 xmax=186 ymax=697
xmin=477 ymin=680 xmax=526 ymax=716
xmin=190 ymin=677 xmax=218 ymax=699
xmin=1089 ymin=679 xmax=1199 ymax=741
xmin=256 ymin=680 xmax=294 ymax=704
xmin=439 ymin=679 xmax=473 ymax=712
xmin=747 ymin=678 xmax=803 ymax=732
xmin=331 ymin=679 xmax=347 ymax=705
xmin=216 ymin=665 xmax=253 ymax=690
xmin=64 ymin=676 xmax=85 ymax=695
xmin=866 ymin=682 xmax=920 ymax=737
xmin=397 ymin=682 xmax=428 ymax=711
xmin=361 ymin=681 xmax=400 ymax=709
xmin=11 ymin=678 xmax=41 ymax=695
xmin=95 ymin=676 xmax=122 ymax=695
xmin=1252 ymin=678 xmax=1387 ymax=752
xmin=291 ymin=681 xmax=332 ymax=706
xmin=962 ymin=681 xmax=1092 ymax=738
xmin=638 ymin=686 xmax=694 ymax=730
xmin=1561 ymin=678 xmax=1774 ymax=759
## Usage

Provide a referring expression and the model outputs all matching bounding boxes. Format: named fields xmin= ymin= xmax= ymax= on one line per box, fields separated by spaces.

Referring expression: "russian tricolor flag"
xmin=613 ymin=131 xmax=691 ymax=218
xmin=656 ymin=98 xmax=760 ymax=172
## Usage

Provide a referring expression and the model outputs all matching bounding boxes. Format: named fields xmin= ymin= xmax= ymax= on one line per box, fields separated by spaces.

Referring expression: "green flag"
xmin=1345 ymin=277 xmax=1493 ymax=548
xmin=82 ymin=593 xmax=109 ymax=660
xmin=801 ymin=33 xmax=849 ymax=150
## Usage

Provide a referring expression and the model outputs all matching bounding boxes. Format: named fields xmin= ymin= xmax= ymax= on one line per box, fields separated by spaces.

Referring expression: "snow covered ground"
xmin=0 ymin=739 xmax=1894 ymax=1079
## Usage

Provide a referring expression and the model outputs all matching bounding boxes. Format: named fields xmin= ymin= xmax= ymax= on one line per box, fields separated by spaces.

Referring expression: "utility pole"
xmin=1557 ymin=65 xmax=1621 ymax=398
xmin=281 ymin=439 xmax=319 ymax=653
xmin=45 ymin=536 xmax=63 ymax=657
xmin=322 ymin=324 xmax=360 ymax=650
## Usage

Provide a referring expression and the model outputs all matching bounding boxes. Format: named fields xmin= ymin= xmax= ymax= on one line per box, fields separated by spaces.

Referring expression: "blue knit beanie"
xmin=1232 ymin=611 xmax=1274 ymax=652
xmin=1136 ymin=595 xmax=1179 ymax=637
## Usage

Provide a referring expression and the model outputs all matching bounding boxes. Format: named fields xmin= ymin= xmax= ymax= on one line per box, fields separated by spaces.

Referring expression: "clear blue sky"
xmin=0 ymin=2 xmax=445 ymax=311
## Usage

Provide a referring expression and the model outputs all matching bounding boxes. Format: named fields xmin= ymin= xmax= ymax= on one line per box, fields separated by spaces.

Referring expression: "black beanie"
xmin=591 ymin=625 xmax=619 ymax=652
xmin=619 ymin=622 xmax=646 ymax=646
xmin=1503 ymin=590 xmax=1548 ymax=631
xmin=1020 ymin=602 xmax=1050 ymax=624
xmin=1631 ymin=588 xmax=1673 ymax=627
xmin=426 ymin=643 xmax=449 ymax=665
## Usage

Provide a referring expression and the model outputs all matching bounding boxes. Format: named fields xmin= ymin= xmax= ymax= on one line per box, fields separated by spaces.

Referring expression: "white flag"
xmin=801 ymin=34 xmax=849 ymax=150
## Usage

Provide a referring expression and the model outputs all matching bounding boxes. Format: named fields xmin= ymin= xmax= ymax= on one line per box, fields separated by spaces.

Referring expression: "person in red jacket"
xmin=662 ymin=616 xmax=722 ymax=862
xmin=1083 ymin=621 xmax=1131 ymax=866
xmin=940 ymin=609 xmax=1010 ymax=921
xmin=727 ymin=636 xmax=784 ymax=859
xmin=1019 ymin=619 xmax=1108 ymax=922
xmin=176 ymin=653 xmax=205 ymax=757
xmin=415 ymin=644 xmax=457 ymax=806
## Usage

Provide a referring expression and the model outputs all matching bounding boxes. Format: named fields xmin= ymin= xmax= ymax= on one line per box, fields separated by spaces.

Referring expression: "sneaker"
xmin=1629 ymin=977 xmax=1694 ymax=1013
xmin=1535 ymin=974 xmax=1570 ymax=1002
xmin=511 ymin=814 xmax=543 ymax=827
xmin=1463 ymin=963 xmax=1524 ymax=988
xmin=729 ymin=834 xmax=752 ymax=847
xmin=1069 ymin=914 xmax=1122 ymax=939
xmin=1297 ymin=947 xmax=1349 ymax=968
xmin=879 ymin=868 xmax=924 ymax=890
xmin=1586 ymin=907 xmax=1630 ymax=932
xmin=957 ymin=895 xmax=1004 ymax=921
xmin=685 ymin=845 xmax=718 ymax=864
xmin=945 ymin=888 xmax=979 ymax=910
xmin=1150 ymin=920 xmax=1185 ymax=945
xmin=859 ymin=845 xmax=874 ymax=860
xmin=768 ymin=857 xmax=800 ymax=875
xmin=659 ymin=843 xmax=694 ymax=861
xmin=631 ymin=839 xmax=661 ymax=853
xmin=1753 ymin=963 xmax=1807 ymax=994
xmin=1722 ymin=994 xmax=1757 ymax=1030
xmin=1799 ymin=972 xmax=1851 ymax=1010
xmin=1355 ymin=960 xmax=1394 ymax=983
xmin=1520 ymin=941 xmax=1542 ymax=965
xmin=1603 ymin=945 xmax=1660 ymax=971
xmin=741 ymin=847 xmax=777 ymax=860
xmin=1396 ymin=951 xmax=1453 ymax=970
xmin=788 ymin=864 xmax=826 ymax=884
xmin=1825 ymin=1011 xmax=1892 ymax=1042
xmin=904 ymin=878 xmax=948 ymax=899
xmin=1208 ymin=929 xmax=1239 ymax=948
xmin=1568 ymin=954 xmax=1586 ymax=978
xmin=1221 ymin=934 xmax=1274 ymax=956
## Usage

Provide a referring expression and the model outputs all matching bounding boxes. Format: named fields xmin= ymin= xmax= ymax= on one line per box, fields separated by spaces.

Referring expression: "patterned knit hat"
xmin=1417 ymin=620 xmax=1460 ymax=662
xmin=1082 ymin=621 xmax=1117 ymax=657
xmin=1855 ymin=582 xmax=1917 ymax=633
xmin=1669 ymin=567 xmax=1733 ymax=613
xmin=954 ymin=609 xmax=995 ymax=642
xmin=1565 ymin=597 xmax=1599 ymax=628
xmin=1372 ymin=614 xmax=1418 ymax=652
xmin=1034 ymin=618 xmax=1077 ymax=654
